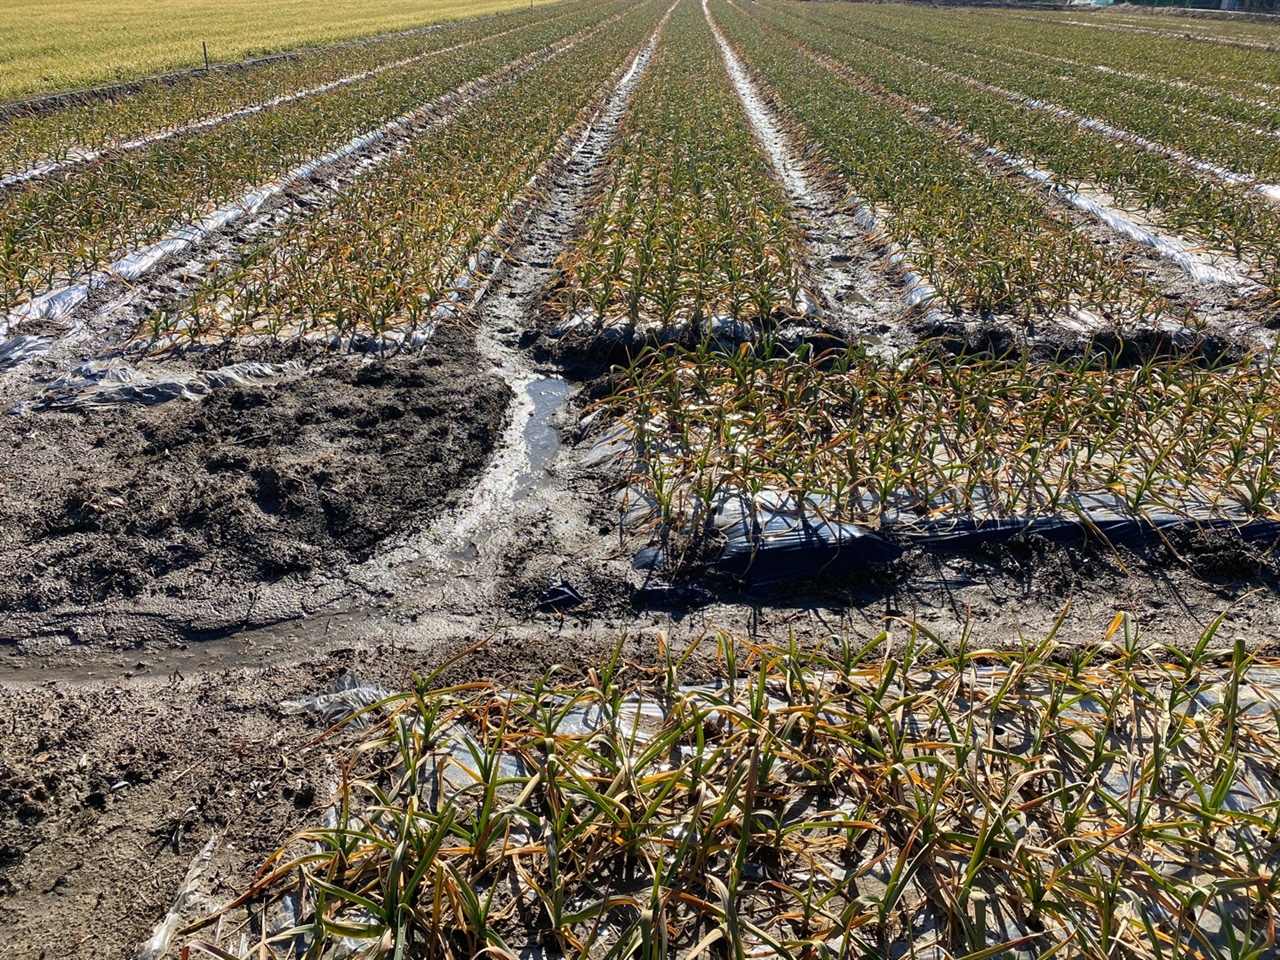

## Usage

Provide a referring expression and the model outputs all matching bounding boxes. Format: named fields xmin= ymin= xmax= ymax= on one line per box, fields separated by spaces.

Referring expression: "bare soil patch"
xmin=0 ymin=326 xmax=508 ymax=645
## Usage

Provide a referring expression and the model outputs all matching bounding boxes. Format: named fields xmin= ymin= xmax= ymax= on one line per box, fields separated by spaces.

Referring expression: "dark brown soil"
xmin=0 ymin=640 xmax=569 ymax=960
xmin=0 ymin=326 xmax=508 ymax=638
xmin=0 ymin=666 xmax=329 ymax=960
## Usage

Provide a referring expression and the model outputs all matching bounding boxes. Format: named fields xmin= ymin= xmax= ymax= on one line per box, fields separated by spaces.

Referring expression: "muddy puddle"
xmin=516 ymin=376 xmax=570 ymax=500
xmin=0 ymin=610 xmax=379 ymax=684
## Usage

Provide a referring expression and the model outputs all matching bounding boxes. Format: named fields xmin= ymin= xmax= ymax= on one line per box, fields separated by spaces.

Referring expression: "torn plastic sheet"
xmin=897 ymin=509 xmax=1280 ymax=550
xmin=18 ymin=358 xmax=304 ymax=410
xmin=548 ymin=308 xmax=826 ymax=352
xmin=256 ymin=876 xmax=369 ymax=960
xmin=940 ymin=662 xmax=1280 ymax=823
xmin=282 ymin=677 xmax=533 ymax=785
xmin=0 ymin=18 xmax=614 ymax=340
xmin=548 ymin=305 xmax=837 ymax=356
xmin=284 ymin=673 xmax=781 ymax=775
xmin=0 ymin=334 xmax=52 ymax=372
xmin=823 ymin=142 xmax=941 ymax=316
xmin=280 ymin=673 xmax=398 ymax=727
xmin=143 ymin=320 xmax=437 ymax=357
xmin=139 ymin=834 xmax=218 ymax=960
xmin=629 ymin=489 xmax=903 ymax=583
xmin=605 ymin=405 xmax=1280 ymax=585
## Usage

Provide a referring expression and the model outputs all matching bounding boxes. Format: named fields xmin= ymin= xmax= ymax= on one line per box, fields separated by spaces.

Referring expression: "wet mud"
xmin=0 ymin=327 xmax=508 ymax=646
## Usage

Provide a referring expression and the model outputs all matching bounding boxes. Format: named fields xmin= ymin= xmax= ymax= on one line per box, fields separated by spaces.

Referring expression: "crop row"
xmin=219 ymin=628 xmax=1280 ymax=960
xmin=615 ymin=339 xmax=1280 ymax=546
xmin=553 ymin=0 xmax=802 ymax=341
xmin=0 ymin=1 xmax=589 ymax=178
xmin=765 ymin=0 xmax=1280 ymax=183
xmin=710 ymin=2 xmax=1171 ymax=324
xmin=740 ymin=1 xmax=1280 ymax=299
xmin=1034 ymin=10 xmax=1280 ymax=55
xmin=922 ymin=32 xmax=1280 ymax=143
xmin=838 ymin=2 xmax=1280 ymax=127
xmin=977 ymin=46 xmax=1280 ymax=141
xmin=0 ymin=0 xmax=634 ymax=313
xmin=592 ymin=3 xmax=1280 ymax=571
xmin=1095 ymin=8 xmax=1280 ymax=44
xmin=156 ymin=0 xmax=667 ymax=347
xmin=940 ymin=31 xmax=1280 ymax=133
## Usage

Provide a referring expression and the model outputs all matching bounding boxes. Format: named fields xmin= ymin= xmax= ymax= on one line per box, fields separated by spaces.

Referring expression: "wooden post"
xmin=203 ymin=41 xmax=210 ymax=71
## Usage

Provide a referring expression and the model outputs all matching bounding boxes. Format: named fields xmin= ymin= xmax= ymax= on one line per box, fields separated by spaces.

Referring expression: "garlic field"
xmin=1 ymin=0 xmax=1280 ymax=629
xmin=6 ymin=2 xmax=1280 ymax=956
xmin=4 ymin=0 xmax=1279 ymax=588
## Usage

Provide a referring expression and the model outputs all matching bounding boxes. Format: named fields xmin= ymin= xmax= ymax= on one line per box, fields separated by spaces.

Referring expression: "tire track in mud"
xmin=341 ymin=2 xmax=678 ymax=620
xmin=0 ymin=8 xmax=634 ymax=351
xmin=0 ymin=6 xmax=590 ymax=192
xmin=706 ymin=0 xmax=933 ymax=350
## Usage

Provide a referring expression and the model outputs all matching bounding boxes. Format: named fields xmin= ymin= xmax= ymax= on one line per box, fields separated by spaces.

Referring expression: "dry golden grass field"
xmin=0 ymin=0 xmax=556 ymax=99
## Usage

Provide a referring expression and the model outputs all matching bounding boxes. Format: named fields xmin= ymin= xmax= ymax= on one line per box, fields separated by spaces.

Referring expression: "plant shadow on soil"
xmin=548 ymin=325 xmax=1280 ymax=649
xmin=0 ymin=311 xmax=1269 ymax=656
xmin=629 ymin=524 xmax=1280 ymax=636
